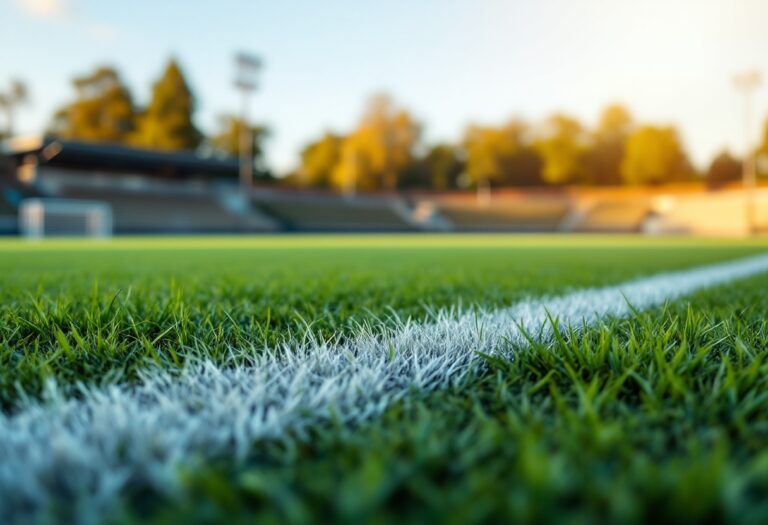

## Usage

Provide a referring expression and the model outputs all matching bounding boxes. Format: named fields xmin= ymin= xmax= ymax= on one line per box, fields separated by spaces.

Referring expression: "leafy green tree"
xmin=210 ymin=114 xmax=269 ymax=172
xmin=621 ymin=125 xmax=691 ymax=184
xmin=534 ymin=114 xmax=589 ymax=185
xmin=132 ymin=59 xmax=201 ymax=151
xmin=585 ymin=104 xmax=633 ymax=185
xmin=50 ymin=66 xmax=136 ymax=143
xmin=298 ymin=132 xmax=343 ymax=188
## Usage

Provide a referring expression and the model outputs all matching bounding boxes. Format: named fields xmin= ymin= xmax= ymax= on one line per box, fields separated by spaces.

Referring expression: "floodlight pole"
xmin=733 ymin=71 xmax=761 ymax=235
xmin=234 ymin=53 xmax=261 ymax=192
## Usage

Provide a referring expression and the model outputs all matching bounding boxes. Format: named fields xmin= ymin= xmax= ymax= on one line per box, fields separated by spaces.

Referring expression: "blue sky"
xmin=1 ymin=0 xmax=766 ymax=172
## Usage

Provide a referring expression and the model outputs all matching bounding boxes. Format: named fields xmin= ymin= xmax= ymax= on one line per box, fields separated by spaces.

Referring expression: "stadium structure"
xmin=1 ymin=135 xmax=766 ymax=236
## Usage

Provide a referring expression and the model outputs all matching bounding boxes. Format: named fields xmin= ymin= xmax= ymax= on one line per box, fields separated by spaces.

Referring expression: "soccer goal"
xmin=19 ymin=198 xmax=113 ymax=238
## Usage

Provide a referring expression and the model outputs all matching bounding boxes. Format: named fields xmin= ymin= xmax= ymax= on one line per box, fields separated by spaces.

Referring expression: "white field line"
xmin=3 ymin=253 xmax=768 ymax=523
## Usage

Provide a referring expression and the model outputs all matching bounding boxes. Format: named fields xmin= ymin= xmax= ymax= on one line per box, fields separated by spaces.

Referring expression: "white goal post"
xmin=19 ymin=198 xmax=113 ymax=238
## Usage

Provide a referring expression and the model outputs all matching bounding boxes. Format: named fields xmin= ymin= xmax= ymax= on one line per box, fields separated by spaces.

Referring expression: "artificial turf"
xmin=1 ymin=235 xmax=768 ymax=524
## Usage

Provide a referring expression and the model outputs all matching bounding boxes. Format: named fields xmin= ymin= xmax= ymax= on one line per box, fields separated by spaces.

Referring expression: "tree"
xmin=463 ymin=119 xmax=542 ymax=188
xmin=332 ymin=94 xmax=421 ymax=192
xmin=210 ymin=114 xmax=269 ymax=173
xmin=50 ymin=66 xmax=136 ymax=143
xmin=399 ymin=144 xmax=464 ymax=190
xmin=621 ymin=125 xmax=691 ymax=185
xmin=499 ymin=119 xmax=542 ymax=186
xmin=132 ymin=59 xmax=201 ymax=151
xmin=534 ymin=114 xmax=589 ymax=185
xmin=585 ymin=104 xmax=633 ymax=185
xmin=331 ymin=133 xmax=367 ymax=193
xmin=0 ymin=80 xmax=29 ymax=138
xmin=298 ymin=132 xmax=342 ymax=187
xmin=420 ymin=144 xmax=464 ymax=189
xmin=464 ymin=125 xmax=515 ymax=187
xmin=706 ymin=150 xmax=742 ymax=188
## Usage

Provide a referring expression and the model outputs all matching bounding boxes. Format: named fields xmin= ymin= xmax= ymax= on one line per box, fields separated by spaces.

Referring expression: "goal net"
xmin=19 ymin=199 xmax=113 ymax=238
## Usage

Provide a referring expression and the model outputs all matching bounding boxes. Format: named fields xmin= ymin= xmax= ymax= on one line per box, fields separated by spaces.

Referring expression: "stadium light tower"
xmin=234 ymin=52 xmax=262 ymax=191
xmin=733 ymin=70 xmax=762 ymax=234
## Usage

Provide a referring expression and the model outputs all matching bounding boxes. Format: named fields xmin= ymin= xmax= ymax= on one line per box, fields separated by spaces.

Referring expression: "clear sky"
xmin=1 ymin=0 xmax=766 ymax=173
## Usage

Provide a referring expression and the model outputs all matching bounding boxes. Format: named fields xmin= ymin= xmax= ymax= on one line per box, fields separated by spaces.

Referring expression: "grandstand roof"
xmin=0 ymin=135 xmax=244 ymax=180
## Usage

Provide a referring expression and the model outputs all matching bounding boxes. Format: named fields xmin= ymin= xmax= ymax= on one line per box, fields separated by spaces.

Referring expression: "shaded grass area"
xmin=1 ymin=237 xmax=765 ymax=407
xmin=124 ymin=272 xmax=768 ymax=525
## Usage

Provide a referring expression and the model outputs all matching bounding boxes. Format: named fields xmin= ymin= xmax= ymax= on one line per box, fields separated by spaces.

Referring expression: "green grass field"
xmin=2 ymin=235 xmax=768 ymax=524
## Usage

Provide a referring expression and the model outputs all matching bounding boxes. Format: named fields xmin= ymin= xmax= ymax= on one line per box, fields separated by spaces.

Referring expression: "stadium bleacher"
xmin=433 ymin=196 xmax=571 ymax=231
xmin=573 ymin=199 xmax=652 ymax=233
xmin=59 ymin=188 xmax=276 ymax=233
xmin=0 ymin=136 xmax=282 ymax=234
xmin=253 ymin=192 xmax=417 ymax=231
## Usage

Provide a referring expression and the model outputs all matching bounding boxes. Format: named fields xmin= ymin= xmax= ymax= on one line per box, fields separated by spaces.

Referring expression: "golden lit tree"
xmin=298 ymin=132 xmax=342 ymax=187
xmin=332 ymin=94 xmax=421 ymax=192
xmin=132 ymin=59 xmax=201 ymax=151
xmin=596 ymin=104 xmax=632 ymax=138
xmin=621 ymin=125 xmax=691 ymax=184
xmin=331 ymin=133 xmax=367 ymax=193
xmin=50 ymin=66 xmax=136 ymax=143
xmin=396 ymin=143 xmax=463 ymax=190
xmin=586 ymin=104 xmax=633 ymax=185
xmin=412 ymin=144 xmax=464 ymax=190
xmin=463 ymin=119 xmax=541 ymax=188
xmin=706 ymin=150 xmax=742 ymax=187
xmin=464 ymin=125 xmax=516 ymax=187
xmin=534 ymin=114 xmax=589 ymax=185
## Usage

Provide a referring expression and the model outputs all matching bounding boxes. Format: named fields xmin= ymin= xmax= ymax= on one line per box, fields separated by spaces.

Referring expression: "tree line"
xmin=292 ymin=93 xmax=768 ymax=191
xmin=2 ymin=61 xmax=768 ymax=189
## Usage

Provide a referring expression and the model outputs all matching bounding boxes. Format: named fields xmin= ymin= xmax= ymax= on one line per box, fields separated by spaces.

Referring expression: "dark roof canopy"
xmin=0 ymin=136 xmax=241 ymax=179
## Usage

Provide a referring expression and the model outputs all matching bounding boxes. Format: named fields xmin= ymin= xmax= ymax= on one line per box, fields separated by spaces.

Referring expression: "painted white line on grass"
xmin=2 ymin=253 xmax=768 ymax=523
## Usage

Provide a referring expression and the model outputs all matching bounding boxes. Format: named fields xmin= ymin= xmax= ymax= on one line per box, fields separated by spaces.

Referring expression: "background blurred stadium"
xmin=2 ymin=134 xmax=767 ymax=237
